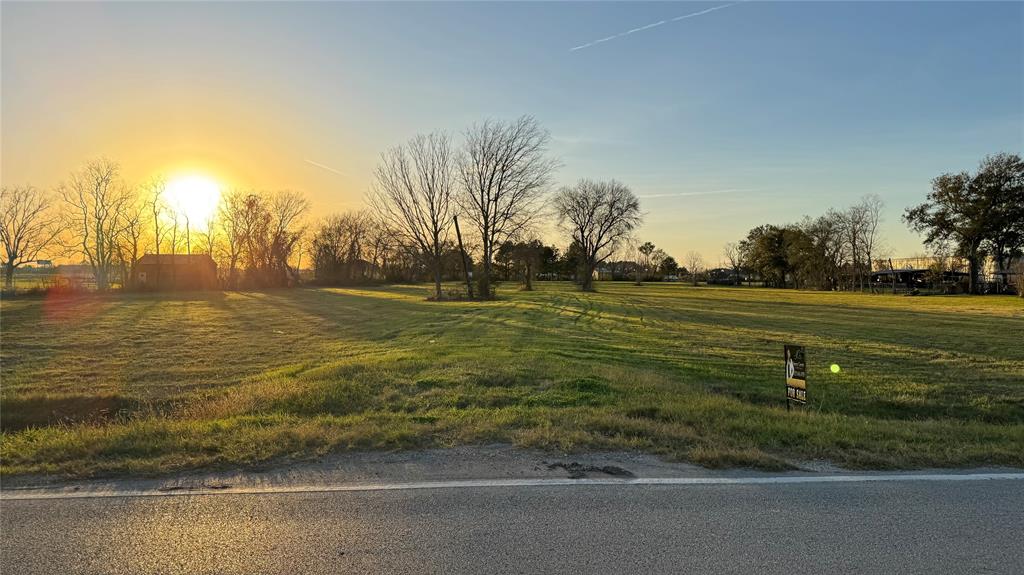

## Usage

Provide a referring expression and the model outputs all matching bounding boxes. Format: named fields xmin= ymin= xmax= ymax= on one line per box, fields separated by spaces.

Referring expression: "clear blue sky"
xmin=3 ymin=1 xmax=1022 ymax=262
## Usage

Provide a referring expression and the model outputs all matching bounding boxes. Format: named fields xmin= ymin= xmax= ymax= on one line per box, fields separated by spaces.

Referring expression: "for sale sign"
xmin=785 ymin=345 xmax=807 ymax=404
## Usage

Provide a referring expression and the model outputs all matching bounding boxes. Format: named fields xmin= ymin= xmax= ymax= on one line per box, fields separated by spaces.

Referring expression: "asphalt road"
xmin=3 ymin=477 xmax=1023 ymax=574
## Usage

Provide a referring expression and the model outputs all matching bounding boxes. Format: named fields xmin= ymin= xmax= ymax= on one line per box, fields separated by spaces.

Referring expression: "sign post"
xmin=784 ymin=344 xmax=807 ymax=408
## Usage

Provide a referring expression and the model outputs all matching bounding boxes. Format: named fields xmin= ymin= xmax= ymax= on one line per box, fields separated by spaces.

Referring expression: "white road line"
xmin=3 ymin=473 xmax=1024 ymax=501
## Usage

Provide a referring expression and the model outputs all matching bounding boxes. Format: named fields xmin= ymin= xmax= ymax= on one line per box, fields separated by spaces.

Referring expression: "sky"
xmin=3 ymin=1 xmax=1022 ymax=263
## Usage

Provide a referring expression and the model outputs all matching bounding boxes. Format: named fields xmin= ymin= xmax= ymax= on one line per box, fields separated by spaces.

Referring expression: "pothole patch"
xmin=545 ymin=462 xmax=634 ymax=479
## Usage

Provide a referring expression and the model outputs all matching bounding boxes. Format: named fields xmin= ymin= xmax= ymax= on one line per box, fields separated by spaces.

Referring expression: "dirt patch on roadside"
xmin=545 ymin=462 xmax=634 ymax=479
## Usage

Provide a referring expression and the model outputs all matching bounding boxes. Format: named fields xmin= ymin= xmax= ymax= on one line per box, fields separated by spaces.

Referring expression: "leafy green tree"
xmin=739 ymin=225 xmax=789 ymax=288
xmin=904 ymin=153 xmax=1024 ymax=294
xmin=977 ymin=154 xmax=1024 ymax=281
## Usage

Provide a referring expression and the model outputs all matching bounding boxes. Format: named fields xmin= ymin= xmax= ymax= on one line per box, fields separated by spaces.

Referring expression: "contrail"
xmin=305 ymin=159 xmax=348 ymax=177
xmin=570 ymin=2 xmax=741 ymax=52
xmin=636 ymin=188 xmax=756 ymax=199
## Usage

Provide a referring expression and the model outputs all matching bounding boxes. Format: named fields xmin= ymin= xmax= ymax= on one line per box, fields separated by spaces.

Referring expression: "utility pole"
xmin=453 ymin=215 xmax=474 ymax=299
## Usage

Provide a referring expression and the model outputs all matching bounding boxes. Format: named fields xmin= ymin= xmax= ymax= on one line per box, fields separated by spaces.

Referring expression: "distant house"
xmin=136 ymin=254 xmax=218 ymax=291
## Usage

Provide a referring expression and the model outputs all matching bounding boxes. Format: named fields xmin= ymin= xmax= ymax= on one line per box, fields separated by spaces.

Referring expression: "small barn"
xmin=136 ymin=254 xmax=218 ymax=291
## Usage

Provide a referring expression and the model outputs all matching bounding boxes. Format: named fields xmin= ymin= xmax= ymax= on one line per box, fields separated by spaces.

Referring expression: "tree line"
xmin=1 ymin=116 xmax=650 ymax=297
xmin=729 ymin=195 xmax=885 ymax=291
xmin=1 ymin=159 xmax=309 ymax=292
xmin=726 ymin=153 xmax=1022 ymax=294
xmin=5 ymin=117 xmax=1018 ymax=297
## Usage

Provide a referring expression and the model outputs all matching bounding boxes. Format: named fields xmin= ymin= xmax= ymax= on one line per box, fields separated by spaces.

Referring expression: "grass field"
xmin=1 ymin=283 xmax=1022 ymax=477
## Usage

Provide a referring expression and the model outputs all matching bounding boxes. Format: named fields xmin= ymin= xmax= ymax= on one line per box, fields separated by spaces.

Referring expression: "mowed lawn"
xmin=1 ymin=283 xmax=1022 ymax=476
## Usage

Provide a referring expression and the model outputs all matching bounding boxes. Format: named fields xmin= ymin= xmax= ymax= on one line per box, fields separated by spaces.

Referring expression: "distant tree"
xmin=552 ymin=179 xmax=642 ymax=291
xmin=267 ymin=190 xmax=309 ymax=283
xmin=114 ymin=197 xmax=148 ymax=290
xmin=0 ymin=185 xmax=63 ymax=291
xmin=217 ymin=190 xmax=247 ymax=288
xmin=659 ymin=255 xmax=679 ymax=277
xmin=458 ymin=116 xmax=558 ymax=298
xmin=722 ymin=241 xmax=743 ymax=285
xmin=840 ymin=202 xmax=869 ymax=290
xmin=683 ymin=250 xmax=704 ymax=286
xmin=562 ymin=240 xmax=586 ymax=282
xmin=649 ymin=248 xmax=668 ymax=279
xmin=859 ymin=194 xmax=885 ymax=283
xmin=739 ymin=225 xmax=788 ymax=288
xmin=539 ymin=244 xmax=560 ymax=277
xmin=977 ymin=153 xmax=1024 ymax=281
xmin=57 ymin=159 xmax=133 ymax=291
xmin=142 ymin=176 xmax=169 ymax=256
xmin=638 ymin=242 xmax=656 ymax=283
xmin=904 ymin=153 xmax=1024 ymax=294
xmin=198 ymin=211 xmax=218 ymax=257
xmin=167 ymin=200 xmax=182 ymax=255
xmin=370 ymin=131 xmax=455 ymax=300
xmin=362 ymin=218 xmax=395 ymax=281
xmin=797 ymin=212 xmax=844 ymax=291
xmin=311 ymin=211 xmax=376 ymax=285
xmin=216 ymin=190 xmax=307 ymax=288
xmin=513 ymin=239 xmax=544 ymax=290
xmin=783 ymin=226 xmax=816 ymax=290
xmin=495 ymin=240 xmax=516 ymax=281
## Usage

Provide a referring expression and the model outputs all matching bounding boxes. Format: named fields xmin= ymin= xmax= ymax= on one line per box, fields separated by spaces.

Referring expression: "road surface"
xmin=3 ymin=474 xmax=1023 ymax=574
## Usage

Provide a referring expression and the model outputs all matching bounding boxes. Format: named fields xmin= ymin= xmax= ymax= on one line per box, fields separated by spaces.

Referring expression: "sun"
xmin=165 ymin=175 xmax=222 ymax=227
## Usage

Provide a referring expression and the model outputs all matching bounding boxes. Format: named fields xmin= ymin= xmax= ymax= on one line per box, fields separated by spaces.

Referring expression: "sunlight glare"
xmin=165 ymin=175 xmax=222 ymax=227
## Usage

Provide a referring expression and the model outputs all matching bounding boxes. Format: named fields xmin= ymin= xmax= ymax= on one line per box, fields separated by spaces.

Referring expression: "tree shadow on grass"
xmin=254 ymin=287 xmax=1024 ymax=424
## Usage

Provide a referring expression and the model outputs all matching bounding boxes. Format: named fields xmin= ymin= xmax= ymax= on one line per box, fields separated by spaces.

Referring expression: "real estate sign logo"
xmin=785 ymin=344 xmax=807 ymax=404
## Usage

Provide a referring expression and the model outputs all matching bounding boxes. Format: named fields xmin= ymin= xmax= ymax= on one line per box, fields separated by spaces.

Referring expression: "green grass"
xmin=2 ymin=283 xmax=1022 ymax=476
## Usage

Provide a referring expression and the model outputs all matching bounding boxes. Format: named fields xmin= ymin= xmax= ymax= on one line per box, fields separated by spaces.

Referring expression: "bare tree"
xmin=552 ymin=179 xmax=642 ymax=291
xmin=370 ymin=131 xmax=455 ymax=299
xmin=1 ymin=185 xmax=63 ymax=291
xmin=860 ymin=194 xmax=885 ymax=286
xmin=198 ymin=211 xmax=218 ymax=257
xmin=841 ymin=203 xmax=870 ymax=291
xmin=183 ymin=213 xmax=192 ymax=255
xmin=268 ymin=190 xmax=309 ymax=283
xmin=723 ymin=242 xmax=743 ymax=285
xmin=57 ymin=159 xmax=133 ymax=291
xmin=142 ymin=177 xmax=169 ymax=256
xmin=167 ymin=205 xmax=181 ymax=256
xmin=363 ymin=218 xmax=395 ymax=280
xmin=217 ymin=189 xmax=247 ymax=289
xmin=684 ymin=250 xmax=705 ymax=286
xmin=114 ymin=197 xmax=148 ymax=290
xmin=458 ymin=116 xmax=558 ymax=298
xmin=311 ymin=211 xmax=377 ymax=284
